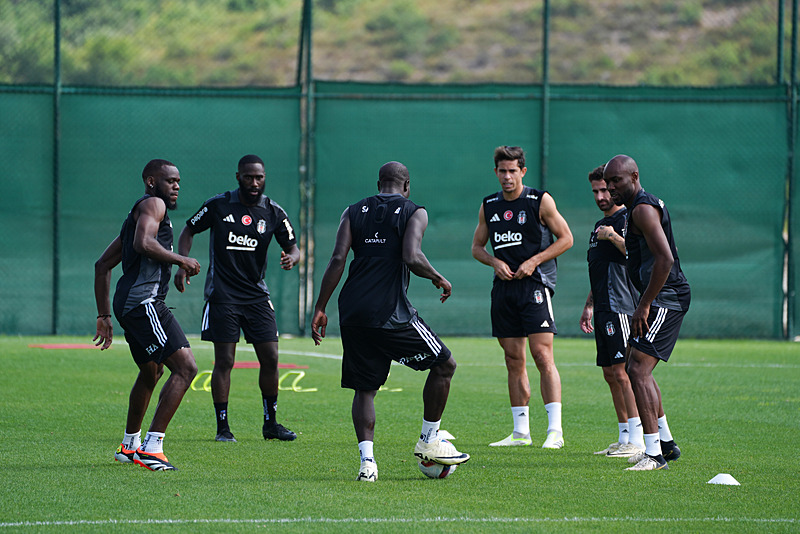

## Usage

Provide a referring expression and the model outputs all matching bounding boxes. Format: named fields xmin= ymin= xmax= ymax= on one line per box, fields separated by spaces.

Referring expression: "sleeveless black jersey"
xmin=625 ymin=189 xmax=691 ymax=311
xmin=338 ymin=193 xmax=421 ymax=329
xmin=185 ymin=189 xmax=297 ymax=304
xmin=482 ymin=186 xmax=558 ymax=291
xmin=587 ymin=207 xmax=638 ymax=314
xmin=113 ymin=195 xmax=174 ymax=316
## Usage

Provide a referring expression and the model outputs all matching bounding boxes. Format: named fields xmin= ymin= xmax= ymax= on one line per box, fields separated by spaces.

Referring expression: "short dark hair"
xmin=378 ymin=161 xmax=409 ymax=184
xmin=142 ymin=159 xmax=175 ymax=180
xmin=588 ymin=164 xmax=605 ymax=182
xmin=238 ymin=154 xmax=264 ymax=171
xmin=494 ymin=146 xmax=525 ymax=169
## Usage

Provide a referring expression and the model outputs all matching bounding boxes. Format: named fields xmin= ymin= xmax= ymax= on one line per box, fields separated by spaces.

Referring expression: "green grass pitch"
xmin=0 ymin=335 xmax=797 ymax=532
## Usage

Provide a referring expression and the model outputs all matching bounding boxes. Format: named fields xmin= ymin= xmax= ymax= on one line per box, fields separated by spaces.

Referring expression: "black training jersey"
xmin=113 ymin=195 xmax=174 ymax=317
xmin=625 ymin=189 xmax=691 ymax=311
xmin=185 ymin=189 xmax=297 ymax=304
xmin=587 ymin=207 xmax=638 ymax=314
xmin=338 ymin=193 xmax=421 ymax=329
xmin=482 ymin=186 xmax=558 ymax=291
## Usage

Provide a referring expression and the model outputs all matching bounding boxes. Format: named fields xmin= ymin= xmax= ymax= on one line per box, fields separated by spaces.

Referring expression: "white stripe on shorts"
xmin=545 ymin=289 xmax=554 ymax=322
xmin=645 ymin=307 xmax=668 ymax=343
xmin=411 ymin=318 xmax=441 ymax=355
xmin=145 ymin=302 xmax=167 ymax=346
xmin=618 ymin=312 xmax=631 ymax=347
xmin=202 ymin=303 xmax=210 ymax=332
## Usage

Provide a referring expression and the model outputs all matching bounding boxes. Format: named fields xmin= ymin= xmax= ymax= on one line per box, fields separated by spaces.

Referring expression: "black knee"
xmin=434 ymin=356 xmax=457 ymax=378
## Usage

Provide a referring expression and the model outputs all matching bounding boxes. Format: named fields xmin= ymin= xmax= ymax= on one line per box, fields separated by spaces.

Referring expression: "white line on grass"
xmin=1 ymin=517 xmax=796 ymax=528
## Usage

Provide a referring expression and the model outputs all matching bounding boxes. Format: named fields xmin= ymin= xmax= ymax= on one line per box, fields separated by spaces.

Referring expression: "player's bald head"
xmin=604 ymin=154 xmax=638 ymax=177
xmin=378 ymin=161 xmax=410 ymax=185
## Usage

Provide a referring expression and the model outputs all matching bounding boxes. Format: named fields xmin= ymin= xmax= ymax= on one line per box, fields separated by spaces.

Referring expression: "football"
xmin=418 ymin=460 xmax=457 ymax=479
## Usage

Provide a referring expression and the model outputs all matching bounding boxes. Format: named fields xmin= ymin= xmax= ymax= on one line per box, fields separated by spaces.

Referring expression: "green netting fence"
xmin=0 ymin=1 xmax=797 ymax=340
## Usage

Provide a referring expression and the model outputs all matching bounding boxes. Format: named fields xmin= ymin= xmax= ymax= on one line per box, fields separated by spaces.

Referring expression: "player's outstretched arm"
xmin=312 ymin=210 xmax=352 ymax=344
xmin=93 ymin=236 xmax=122 ymax=350
xmin=174 ymin=225 xmax=195 ymax=292
xmin=403 ymin=208 xmax=451 ymax=302
xmin=630 ymin=203 xmax=673 ymax=338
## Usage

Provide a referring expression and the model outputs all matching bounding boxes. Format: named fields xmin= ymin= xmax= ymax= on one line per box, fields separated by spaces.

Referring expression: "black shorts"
xmin=117 ymin=300 xmax=190 ymax=365
xmin=491 ymin=278 xmax=557 ymax=338
xmin=629 ymin=306 xmax=687 ymax=362
xmin=340 ymin=316 xmax=452 ymax=390
xmin=593 ymin=310 xmax=630 ymax=367
xmin=201 ymin=300 xmax=278 ymax=344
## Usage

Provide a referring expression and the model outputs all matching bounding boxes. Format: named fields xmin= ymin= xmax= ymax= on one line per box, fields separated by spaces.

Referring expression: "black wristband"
xmin=97 ymin=314 xmax=111 ymax=319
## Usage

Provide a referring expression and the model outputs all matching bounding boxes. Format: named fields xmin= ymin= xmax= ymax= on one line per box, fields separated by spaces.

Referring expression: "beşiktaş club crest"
xmin=257 ymin=219 xmax=266 ymax=234
xmin=606 ymin=322 xmax=615 ymax=336
xmin=517 ymin=210 xmax=527 ymax=225
xmin=534 ymin=290 xmax=543 ymax=304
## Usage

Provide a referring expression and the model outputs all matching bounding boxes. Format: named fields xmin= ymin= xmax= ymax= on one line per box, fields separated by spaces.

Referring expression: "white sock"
xmin=618 ymin=422 xmax=629 ymax=444
xmin=658 ymin=415 xmax=674 ymax=442
xmin=544 ymin=402 xmax=562 ymax=434
xmin=511 ymin=406 xmax=530 ymax=436
xmin=122 ymin=430 xmax=141 ymax=451
xmin=420 ymin=419 xmax=440 ymax=443
xmin=628 ymin=416 xmax=645 ymax=449
xmin=358 ymin=440 xmax=374 ymax=462
xmin=644 ymin=433 xmax=661 ymax=457
xmin=141 ymin=431 xmax=165 ymax=454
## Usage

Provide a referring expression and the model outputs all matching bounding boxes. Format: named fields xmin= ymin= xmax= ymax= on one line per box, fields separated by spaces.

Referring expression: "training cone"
xmin=708 ymin=473 xmax=740 ymax=485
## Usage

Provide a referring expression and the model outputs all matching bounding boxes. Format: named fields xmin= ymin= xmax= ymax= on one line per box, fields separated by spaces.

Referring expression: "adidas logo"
xmin=540 ymin=320 xmax=549 ymax=327
xmin=223 ymin=214 xmax=235 ymax=223
xmin=489 ymin=213 xmax=500 ymax=222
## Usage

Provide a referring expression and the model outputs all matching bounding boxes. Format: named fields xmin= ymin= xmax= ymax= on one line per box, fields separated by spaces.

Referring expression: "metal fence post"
xmin=52 ymin=0 xmax=61 ymax=334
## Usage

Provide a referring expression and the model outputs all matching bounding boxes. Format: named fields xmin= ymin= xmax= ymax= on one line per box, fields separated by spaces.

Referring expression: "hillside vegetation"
xmin=0 ymin=0 xmax=783 ymax=87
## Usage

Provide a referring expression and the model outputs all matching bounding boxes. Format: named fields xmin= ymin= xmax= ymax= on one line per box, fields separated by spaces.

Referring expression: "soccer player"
xmin=310 ymin=161 xmax=470 ymax=482
xmin=603 ymin=154 xmax=689 ymax=471
xmin=580 ymin=164 xmax=644 ymax=458
xmin=471 ymin=145 xmax=573 ymax=449
xmin=93 ymin=159 xmax=201 ymax=471
xmin=175 ymin=154 xmax=300 ymax=442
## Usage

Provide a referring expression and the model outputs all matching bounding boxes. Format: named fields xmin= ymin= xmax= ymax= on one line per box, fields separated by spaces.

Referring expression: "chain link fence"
xmin=0 ymin=1 xmax=796 ymax=339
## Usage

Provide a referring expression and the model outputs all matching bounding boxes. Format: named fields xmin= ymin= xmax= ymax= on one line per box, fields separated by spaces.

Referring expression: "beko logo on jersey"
xmin=190 ymin=207 xmax=208 ymax=225
xmin=365 ymin=232 xmax=386 ymax=244
xmin=227 ymin=232 xmax=257 ymax=250
xmin=494 ymin=230 xmax=522 ymax=249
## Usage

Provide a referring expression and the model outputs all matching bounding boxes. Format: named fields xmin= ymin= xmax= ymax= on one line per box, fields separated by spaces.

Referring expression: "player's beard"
xmin=239 ymin=181 xmax=265 ymax=206
xmin=153 ymin=187 xmax=177 ymax=210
